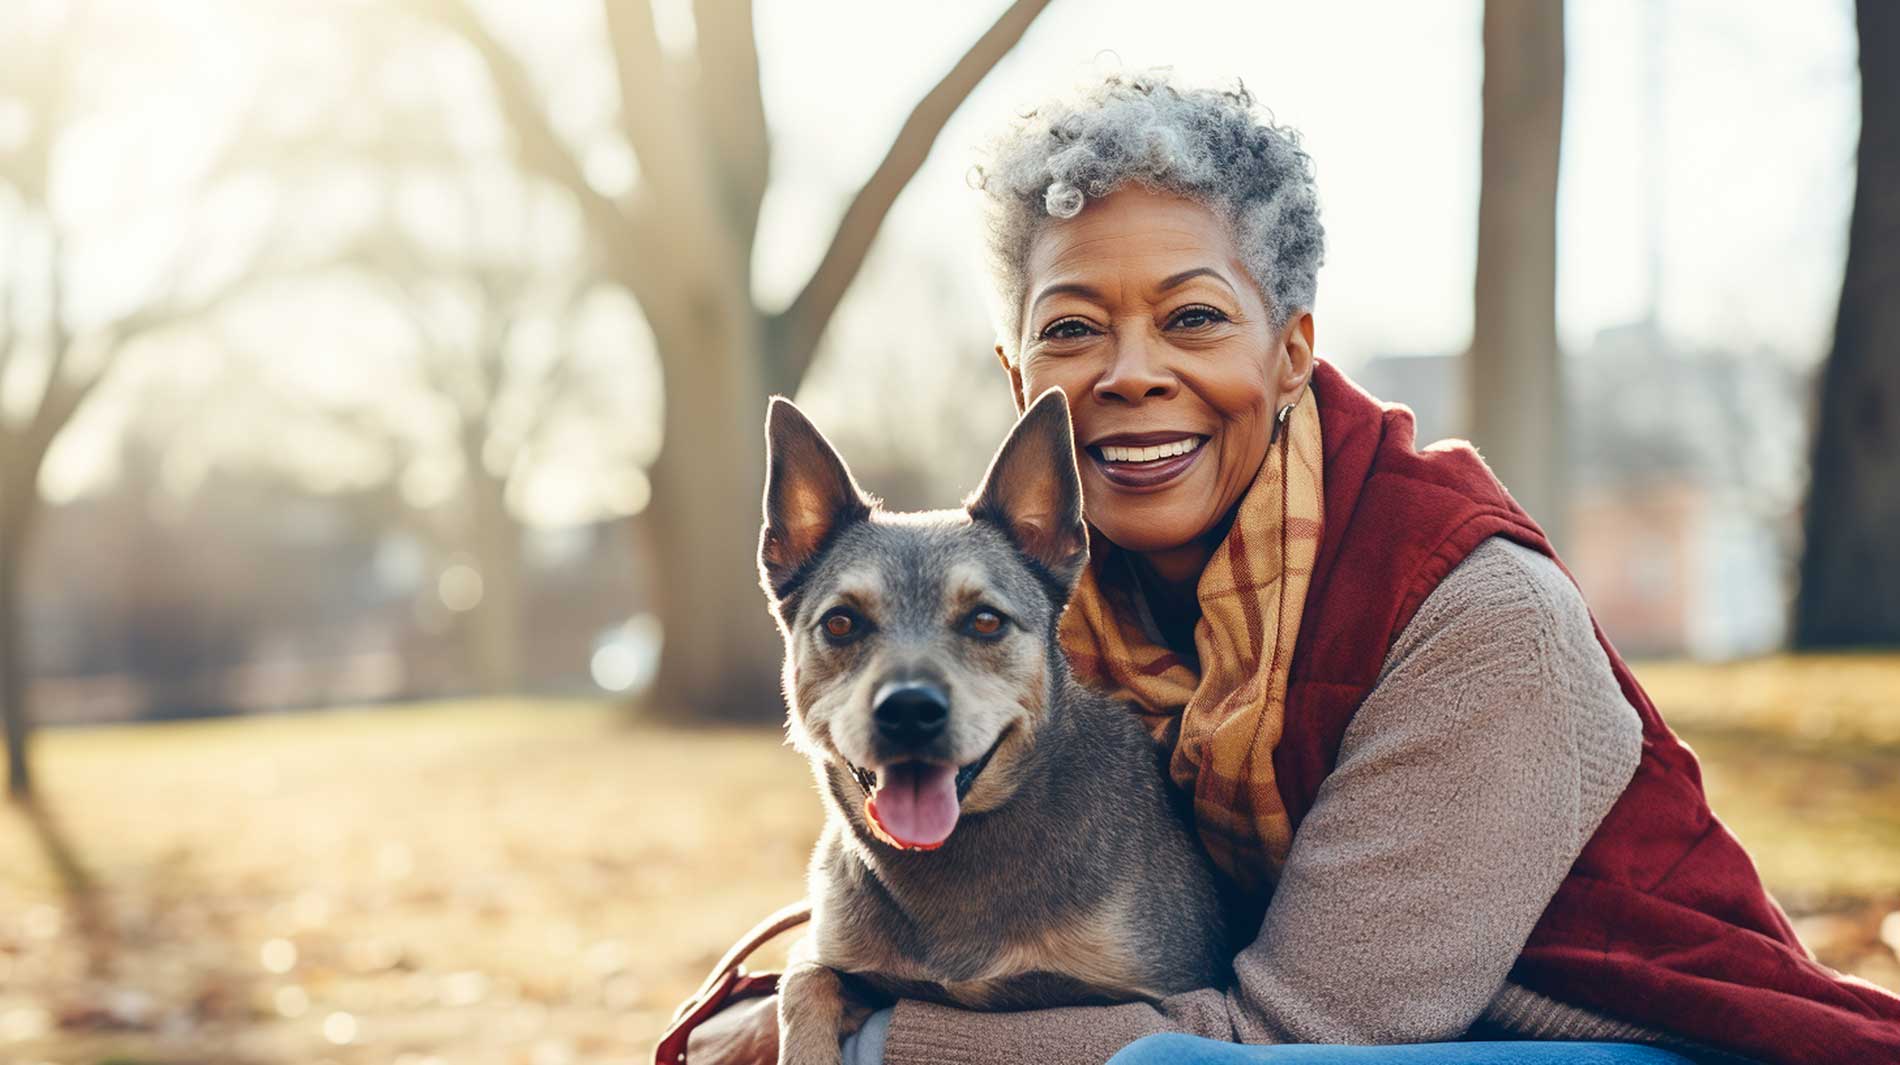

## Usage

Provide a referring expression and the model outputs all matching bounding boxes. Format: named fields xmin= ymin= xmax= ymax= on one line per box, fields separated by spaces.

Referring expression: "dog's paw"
xmin=777 ymin=962 xmax=847 ymax=1065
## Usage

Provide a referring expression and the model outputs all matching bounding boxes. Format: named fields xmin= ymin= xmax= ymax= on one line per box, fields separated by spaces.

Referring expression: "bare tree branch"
xmin=0 ymin=4 xmax=77 ymax=203
xmin=0 ymin=229 xmax=16 ymax=395
xmin=516 ymin=358 xmax=576 ymax=456
xmin=597 ymin=0 xmax=745 ymax=286
xmin=690 ymin=0 xmax=770 ymax=244
xmin=600 ymin=1 xmax=680 ymax=187
xmin=514 ymin=313 xmax=589 ymax=454
xmin=20 ymin=357 xmax=106 ymax=473
xmin=341 ymin=217 xmax=507 ymax=420
xmin=22 ymin=252 xmax=283 ymax=469
xmin=21 ymin=236 xmax=113 ymax=475
xmin=9 ymin=230 xmax=89 ymax=477
xmin=225 ymin=339 xmax=413 ymax=468
xmin=44 ymin=232 xmax=71 ymax=390
xmin=412 ymin=0 xmax=668 ymax=305
xmin=362 ymin=268 xmax=478 ymax=413
xmin=470 ymin=275 xmax=510 ymax=411
xmin=13 ymin=215 xmax=340 ymax=473
xmin=768 ymin=0 xmax=1053 ymax=393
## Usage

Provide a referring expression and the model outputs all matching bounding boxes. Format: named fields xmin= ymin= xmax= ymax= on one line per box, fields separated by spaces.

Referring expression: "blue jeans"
xmin=1105 ymin=1033 xmax=1697 ymax=1065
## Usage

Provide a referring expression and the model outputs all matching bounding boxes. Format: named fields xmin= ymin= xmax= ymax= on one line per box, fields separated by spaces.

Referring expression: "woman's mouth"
xmin=1085 ymin=434 xmax=1207 ymax=489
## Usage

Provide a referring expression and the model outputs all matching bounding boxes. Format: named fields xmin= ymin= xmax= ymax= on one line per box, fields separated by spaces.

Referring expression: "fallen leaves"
xmin=0 ymin=682 xmax=1894 ymax=1064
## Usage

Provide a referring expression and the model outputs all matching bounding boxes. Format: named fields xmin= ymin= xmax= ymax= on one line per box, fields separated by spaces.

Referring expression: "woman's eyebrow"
xmin=1028 ymin=268 xmax=1232 ymax=314
xmin=1155 ymin=267 xmax=1234 ymax=295
xmin=1029 ymin=281 xmax=1101 ymax=311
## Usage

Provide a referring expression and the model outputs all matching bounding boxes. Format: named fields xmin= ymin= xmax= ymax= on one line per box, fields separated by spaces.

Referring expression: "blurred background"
xmin=1 ymin=0 xmax=1897 ymax=1062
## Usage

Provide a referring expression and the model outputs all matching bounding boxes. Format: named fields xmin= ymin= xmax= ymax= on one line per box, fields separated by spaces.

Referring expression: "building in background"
xmin=1353 ymin=328 xmax=1800 ymax=660
xmin=24 ymin=437 xmax=646 ymax=726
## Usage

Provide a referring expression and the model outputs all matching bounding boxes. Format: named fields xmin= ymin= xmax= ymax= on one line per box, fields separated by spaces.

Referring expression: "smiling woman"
xmin=688 ymin=70 xmax=1900 ymax=1065
xmin=1001 ymin=189 xmax=1307 ymax=585
xmin=924 ymin=71 xmax=1897 ymax=1065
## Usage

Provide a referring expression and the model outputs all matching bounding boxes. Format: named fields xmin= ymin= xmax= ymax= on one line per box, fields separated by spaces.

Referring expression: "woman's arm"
xmin=869 ymin=537 xmax=1644 ymax=1065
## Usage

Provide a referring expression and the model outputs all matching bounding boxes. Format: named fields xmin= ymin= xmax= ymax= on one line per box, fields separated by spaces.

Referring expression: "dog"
xmin=757 ymin=388 xmax=1230 ymax=1065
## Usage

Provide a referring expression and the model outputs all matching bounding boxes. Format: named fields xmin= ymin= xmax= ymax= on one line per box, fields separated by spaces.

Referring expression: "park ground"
xmin=1 ymin=655 xmax=1898 ymax=1065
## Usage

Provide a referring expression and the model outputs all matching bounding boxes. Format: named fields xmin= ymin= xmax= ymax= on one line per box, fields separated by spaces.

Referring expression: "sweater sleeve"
xmin=879 ymin=538 xmax=1645 ymax=1065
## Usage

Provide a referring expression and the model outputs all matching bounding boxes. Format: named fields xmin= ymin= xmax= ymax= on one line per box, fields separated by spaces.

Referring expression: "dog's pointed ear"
xmin=967 ymin=387 xmax=1088 ymax=590
xmin=760 ymin=397 xmax=871 ymax=599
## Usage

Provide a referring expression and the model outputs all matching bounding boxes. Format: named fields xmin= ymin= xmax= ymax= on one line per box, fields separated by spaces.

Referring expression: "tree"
xmin=0 ymin=7 xmax=286 ymax=796
xmin=414 ymin=0 xmax=1056 ymax=720
xmin=0 ymin=11 xmax=196 ymax=796
xmin=1795 ymin=0 xmax=1900 ymax=648
xmin=1468 ymin=0 xmax=1567 ymax=548
xmin=301 ymin=176 xmax=639 ymax=696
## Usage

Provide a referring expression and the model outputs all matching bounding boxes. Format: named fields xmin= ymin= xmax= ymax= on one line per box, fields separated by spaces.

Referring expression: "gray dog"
xmin=757 ymin=388 xmax=1230 ymax=1065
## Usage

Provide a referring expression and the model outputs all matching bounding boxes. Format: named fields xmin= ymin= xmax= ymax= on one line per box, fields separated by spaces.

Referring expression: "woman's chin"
xmin=1084 ymin=476 xmax=1220 ymax=556
xmin=1089 ymin=509 xmax=1211 ymax=557
xmin=1101 ymin=532 xmax=1199 ymax=559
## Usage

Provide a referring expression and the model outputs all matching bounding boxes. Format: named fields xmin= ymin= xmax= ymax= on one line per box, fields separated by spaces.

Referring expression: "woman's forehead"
xmin=1022 ymin=191 xmax=1253 ymax=306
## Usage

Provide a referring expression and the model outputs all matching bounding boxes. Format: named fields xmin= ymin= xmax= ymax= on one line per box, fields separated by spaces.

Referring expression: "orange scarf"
xmin=1059 ymin=393 xmax=1323 ymax=895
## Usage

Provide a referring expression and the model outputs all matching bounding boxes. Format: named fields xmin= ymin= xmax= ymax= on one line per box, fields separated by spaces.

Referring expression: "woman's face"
xmin=1001 ymin=187 xmax=1315 ymax=560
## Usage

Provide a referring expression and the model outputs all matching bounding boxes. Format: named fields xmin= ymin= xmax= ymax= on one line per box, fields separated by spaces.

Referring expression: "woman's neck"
xmin=1136 ymin=541 xmax=1211 ymax=590
xmin=1130 ymin=544 xmax=1211 ymax=653
xmin=1127 ymin=511 xmax=1238 ymax=652
xmin=1138 ymin=504 xmax=1239 ymax=593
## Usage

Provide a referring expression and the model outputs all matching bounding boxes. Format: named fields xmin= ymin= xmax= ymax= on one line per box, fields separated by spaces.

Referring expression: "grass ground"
xmin=1 ymin=656 xmax=1896 ymax=1065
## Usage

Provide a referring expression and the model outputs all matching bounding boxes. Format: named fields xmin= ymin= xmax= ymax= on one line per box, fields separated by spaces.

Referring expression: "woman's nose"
xmin=1092 ymin=329 xmax=1177 ymax=405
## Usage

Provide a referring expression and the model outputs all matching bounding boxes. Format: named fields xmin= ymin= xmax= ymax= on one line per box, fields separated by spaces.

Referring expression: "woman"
xmin=694 ymin=72 xmax=1900 ymax=1065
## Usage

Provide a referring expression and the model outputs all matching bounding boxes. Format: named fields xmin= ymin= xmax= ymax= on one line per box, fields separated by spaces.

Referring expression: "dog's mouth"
xmin=848 ymin=732 xmax=1006 ymax=852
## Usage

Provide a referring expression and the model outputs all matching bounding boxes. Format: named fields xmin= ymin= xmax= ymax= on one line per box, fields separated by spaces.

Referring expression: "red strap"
xmin=654 ymin=902 xmax=812 ymax=1064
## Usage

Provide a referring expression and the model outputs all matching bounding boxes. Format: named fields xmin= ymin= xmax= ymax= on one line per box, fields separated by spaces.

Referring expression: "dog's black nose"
xmin=873 ymin=682 xmax=949 ymax=743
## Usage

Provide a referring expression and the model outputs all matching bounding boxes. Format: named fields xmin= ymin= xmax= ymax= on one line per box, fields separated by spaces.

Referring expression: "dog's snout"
xmin=873 ymin=682 xmax=949 ymax=743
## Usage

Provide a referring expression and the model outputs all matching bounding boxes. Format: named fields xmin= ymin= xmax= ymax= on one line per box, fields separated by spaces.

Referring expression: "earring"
xmin=1270 ymin=401 xmax=1296 ymax=444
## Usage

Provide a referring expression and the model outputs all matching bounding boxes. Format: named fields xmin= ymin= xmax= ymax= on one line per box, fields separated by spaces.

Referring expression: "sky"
xmin=11 ymin=0 xmax=1865 ymax=525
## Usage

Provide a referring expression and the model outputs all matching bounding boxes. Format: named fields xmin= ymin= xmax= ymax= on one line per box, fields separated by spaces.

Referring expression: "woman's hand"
xmin=684 ymin=993 xmax=779 ymax=1065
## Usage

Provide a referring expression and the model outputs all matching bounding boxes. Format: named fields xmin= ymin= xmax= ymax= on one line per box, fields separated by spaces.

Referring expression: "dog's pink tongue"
xmin=866 ymin=763 xmax=960 ymax=850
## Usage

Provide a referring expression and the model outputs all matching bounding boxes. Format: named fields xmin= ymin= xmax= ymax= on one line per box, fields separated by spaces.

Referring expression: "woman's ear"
xmin=1278 ymin=312 xmax=1317 ymax=403
xmin=995 ymin=343 xmax=1027 ymax=415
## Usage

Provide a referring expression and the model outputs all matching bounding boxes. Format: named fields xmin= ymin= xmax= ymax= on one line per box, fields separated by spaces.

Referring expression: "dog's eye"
xmin=964 ymin=608 xmax=1007 ymax=639
xmin=820 ymin=608 xmax=864 ymax=644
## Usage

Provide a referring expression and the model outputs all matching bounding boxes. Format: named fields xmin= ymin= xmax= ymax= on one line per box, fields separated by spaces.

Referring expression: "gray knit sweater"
xmin=853 ymin=538 xmax=1719 ymax=1064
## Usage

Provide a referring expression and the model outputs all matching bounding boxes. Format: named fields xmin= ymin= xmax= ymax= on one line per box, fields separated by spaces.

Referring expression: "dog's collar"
xmin=844 ymin=733 xmax=1006 ymax=802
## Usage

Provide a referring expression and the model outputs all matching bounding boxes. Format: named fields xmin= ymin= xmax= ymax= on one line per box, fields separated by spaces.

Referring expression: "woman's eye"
xmin=1170 ymin=306 xmax=1228 ymax=330
xmin=821 ymin=609 xmax=863 ymax=643
xmin=964 ymin=608 xmax=1007 ymax=639
xmin=1039 ymin=318 xmax=1097 ymax=342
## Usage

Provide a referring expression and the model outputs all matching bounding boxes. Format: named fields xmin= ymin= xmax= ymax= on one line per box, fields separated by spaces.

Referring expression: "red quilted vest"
xmin=1272 ymin=360 xmax=1900 ymax=1065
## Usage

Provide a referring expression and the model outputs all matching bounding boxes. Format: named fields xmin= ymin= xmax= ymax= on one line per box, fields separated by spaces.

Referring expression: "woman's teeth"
xmin=1098 ymin=437 xmax=1202 ymax=463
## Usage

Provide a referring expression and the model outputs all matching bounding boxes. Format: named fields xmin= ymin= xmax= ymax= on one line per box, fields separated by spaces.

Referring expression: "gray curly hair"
xmin=973 ymin=70 xmax=1325 ymax=358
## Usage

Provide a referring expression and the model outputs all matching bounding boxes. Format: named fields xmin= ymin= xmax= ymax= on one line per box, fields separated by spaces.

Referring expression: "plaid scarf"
xmin=1059 ymin=392 xmax=1324 ymax=895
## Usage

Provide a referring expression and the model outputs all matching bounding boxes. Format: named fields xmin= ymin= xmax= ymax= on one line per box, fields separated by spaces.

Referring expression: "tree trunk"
xmin=1795 ymin=0 xmax=1900 ymax=647
xmin=1469 ymin=0 xmax=1568 ymax=548
xmin=464 ymin=462 xmax=527 ymax=695
xmin=641 ymin=281 xmax=784 ymax=723
xmin=429 ymin=0 xmax=1057 ymax=723
xmin=0 ymin=483 xmax=41 ymax=800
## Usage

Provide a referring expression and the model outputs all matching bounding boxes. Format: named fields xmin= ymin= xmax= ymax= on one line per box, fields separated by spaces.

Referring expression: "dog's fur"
xmin=757 ymin=390 xmax=1230 ymax=1065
